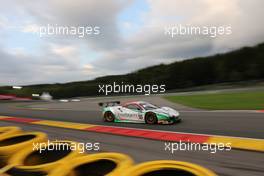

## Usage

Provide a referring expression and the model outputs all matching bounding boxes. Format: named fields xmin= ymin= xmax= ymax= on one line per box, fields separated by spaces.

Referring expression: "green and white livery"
xmin=99 ymin=101 xmax=181 ymax=124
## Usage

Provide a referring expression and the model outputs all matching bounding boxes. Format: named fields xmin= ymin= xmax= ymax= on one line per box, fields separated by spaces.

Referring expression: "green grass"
xmin=165 ymin=91 xmax=264 ymax=110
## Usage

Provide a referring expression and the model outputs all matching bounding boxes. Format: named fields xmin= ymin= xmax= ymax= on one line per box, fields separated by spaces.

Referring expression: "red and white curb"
xmin=0 ymin=115 xmax=263 ymax=152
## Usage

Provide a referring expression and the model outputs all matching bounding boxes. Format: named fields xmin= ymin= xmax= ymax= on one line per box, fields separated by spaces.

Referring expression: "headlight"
xmin=174 ymin=111 xmax=180 ymax=116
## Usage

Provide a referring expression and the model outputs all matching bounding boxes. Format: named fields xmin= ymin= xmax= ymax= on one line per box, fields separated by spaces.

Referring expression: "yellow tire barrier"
xmin=0 ymin=126 xmax=22 ymax=170
xmin=7 ymin=141 xmax=83 ymax=175
xmin=123 ymin=160 xmax=217 ymax=176
xmin=0 ymin=132 xmax=47 ymax=174
xmin=0 ymin=132 xmax=47 ymax=157
xmin=0 ymin=126 xmax=22 ymax=139
xmin=0 ymin=126 xmax=218 ymax=176
xmin=49 ymin=152 xmax=134 ymax=176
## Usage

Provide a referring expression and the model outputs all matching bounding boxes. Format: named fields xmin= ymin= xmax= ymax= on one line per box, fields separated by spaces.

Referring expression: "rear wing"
xmin=98 ymin=101 xmax=120 ymax=107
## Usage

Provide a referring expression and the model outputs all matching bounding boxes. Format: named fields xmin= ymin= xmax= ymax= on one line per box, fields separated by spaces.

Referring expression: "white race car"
xmin=99 ymin=101 xmax=181 ymax=124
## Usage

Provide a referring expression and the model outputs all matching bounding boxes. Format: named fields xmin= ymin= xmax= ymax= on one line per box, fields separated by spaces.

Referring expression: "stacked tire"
xmin=0 ymin=129 xmax=47 ymax=175
xmin=0 ymin=126 xmax=218 ymax=176
xmin=0 ymin=127 xmax=21 ymax=139
xmin=7 ymin=141 xmax=82 ymax=176
xmin=49 ymin=153 xmax=134 ymax=176
xmin=123 ymin=160 xmax=217 ymax=176
xmin=0 ymin=126 xmax=22 ymax=170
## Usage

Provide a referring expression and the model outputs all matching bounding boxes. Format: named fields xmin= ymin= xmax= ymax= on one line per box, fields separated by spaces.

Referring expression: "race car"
xmin=99 ymin=101 xmax=181 ymax=124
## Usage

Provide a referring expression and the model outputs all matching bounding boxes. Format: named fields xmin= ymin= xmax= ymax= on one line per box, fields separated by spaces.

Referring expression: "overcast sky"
xmin=1 ymin=0 xmax=264 ymax=85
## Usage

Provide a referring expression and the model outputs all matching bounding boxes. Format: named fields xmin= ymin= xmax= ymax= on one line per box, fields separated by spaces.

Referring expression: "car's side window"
xmin=126 ymin=104 xmax=141 ymax=111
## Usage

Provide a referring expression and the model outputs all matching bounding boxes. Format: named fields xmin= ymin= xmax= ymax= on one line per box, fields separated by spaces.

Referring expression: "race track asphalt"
xmin=0 ymin=95 xmax=263 ymax=139
xmin=0 ymin=95 xmax=264 ymax=176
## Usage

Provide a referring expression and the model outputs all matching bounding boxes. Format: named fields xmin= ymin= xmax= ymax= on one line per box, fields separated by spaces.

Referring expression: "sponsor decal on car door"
xmin=124 ymin=104 xmax=144 ymax=122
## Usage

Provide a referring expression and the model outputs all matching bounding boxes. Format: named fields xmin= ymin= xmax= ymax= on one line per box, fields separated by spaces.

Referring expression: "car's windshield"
xmin=140 ymin=103 xmax=159 ymax=110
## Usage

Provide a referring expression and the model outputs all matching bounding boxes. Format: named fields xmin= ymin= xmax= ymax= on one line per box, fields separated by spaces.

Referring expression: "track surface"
xmin=1 ymin=121 xmax=264 ymax=176
xmin=0 ymin=96 xmax=263 ymax=139
xmin=1 ymin=96 xmax=264 ymax=176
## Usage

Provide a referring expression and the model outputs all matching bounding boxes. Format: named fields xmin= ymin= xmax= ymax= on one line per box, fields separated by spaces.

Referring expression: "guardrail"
xmin=0 ymin=126 xmax=218 ymax=176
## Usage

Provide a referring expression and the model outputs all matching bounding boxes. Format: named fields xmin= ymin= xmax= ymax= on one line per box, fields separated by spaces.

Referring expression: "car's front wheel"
xmin=104 ymin=111 xmax=115 ymax=122
xmin=145 ymin=112 xmax=157 ymax=124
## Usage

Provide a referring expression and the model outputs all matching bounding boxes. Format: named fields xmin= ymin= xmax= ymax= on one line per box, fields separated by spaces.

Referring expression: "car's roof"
xmin=123 ymin=101 xmax=149 ymax=106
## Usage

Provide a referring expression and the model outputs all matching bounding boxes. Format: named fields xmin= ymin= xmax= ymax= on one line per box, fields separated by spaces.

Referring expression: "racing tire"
xmin=104 ymin=111 xmax=115 ymax=122
xmin=145 ymin=112 xmax=157 ymax=124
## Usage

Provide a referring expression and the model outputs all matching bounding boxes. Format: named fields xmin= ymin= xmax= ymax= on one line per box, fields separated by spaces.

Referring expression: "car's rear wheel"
xmin=104 ymin=111 xmax=115 ymax=122
xmin=145 ymin=112 xmax=157 ymax=124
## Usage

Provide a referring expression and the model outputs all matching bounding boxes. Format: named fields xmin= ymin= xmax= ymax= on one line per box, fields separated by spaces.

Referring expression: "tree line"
xmin=1 ymin=43 xmax=263 ymax=98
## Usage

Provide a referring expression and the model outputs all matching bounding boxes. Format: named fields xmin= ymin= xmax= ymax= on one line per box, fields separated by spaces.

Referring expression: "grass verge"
xmin=164 ymin=90 xmax=264 ymax=110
